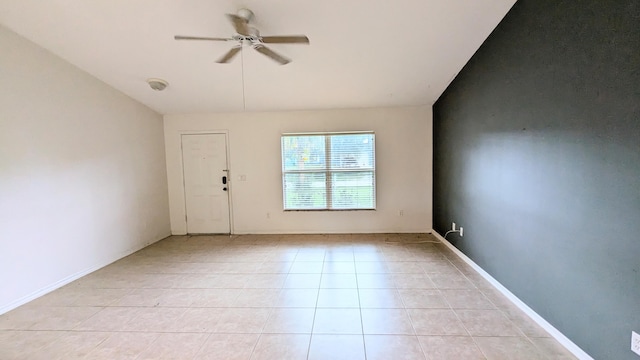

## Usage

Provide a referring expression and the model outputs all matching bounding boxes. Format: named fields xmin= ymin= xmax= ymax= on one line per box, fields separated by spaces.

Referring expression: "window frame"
xmin=281 ymin=131 xmax=376 ymax=211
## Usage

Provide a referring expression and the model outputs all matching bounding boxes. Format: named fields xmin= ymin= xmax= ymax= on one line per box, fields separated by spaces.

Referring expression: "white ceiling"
xmin=0 ymin=0 xmax=515 ymax=115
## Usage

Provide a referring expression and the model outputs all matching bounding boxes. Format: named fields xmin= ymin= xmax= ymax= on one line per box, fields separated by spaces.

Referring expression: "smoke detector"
xmin=147 ymin=78 xmax=168 ymax=91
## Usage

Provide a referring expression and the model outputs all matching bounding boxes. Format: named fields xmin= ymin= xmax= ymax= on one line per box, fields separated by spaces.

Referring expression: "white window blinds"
xmin=281 ymin=132 xmax=376 ymax=210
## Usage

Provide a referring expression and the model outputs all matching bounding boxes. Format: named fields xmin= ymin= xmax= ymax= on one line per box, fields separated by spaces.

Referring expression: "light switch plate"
xmin=632 ymin=331 xmax=640 ymax=356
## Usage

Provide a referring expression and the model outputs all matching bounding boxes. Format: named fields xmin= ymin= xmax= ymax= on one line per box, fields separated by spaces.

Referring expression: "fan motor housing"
xmin=237 ymin=8 xmax=254 ymax=22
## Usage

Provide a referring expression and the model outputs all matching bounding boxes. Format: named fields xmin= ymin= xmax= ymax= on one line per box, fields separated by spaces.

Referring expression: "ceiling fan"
xmin=174 ymin=8 xmax=309 ymax=65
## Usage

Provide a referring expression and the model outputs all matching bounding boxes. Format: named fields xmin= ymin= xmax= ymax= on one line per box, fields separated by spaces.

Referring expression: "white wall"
xmin=164 ymin=106 xmax=432 ymax=234
xmin=0 ymin=26 xmax=171 ymax=313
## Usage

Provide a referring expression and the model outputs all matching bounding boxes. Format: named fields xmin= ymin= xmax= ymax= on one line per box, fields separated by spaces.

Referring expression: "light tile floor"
xmin=0 ymin=233 xmax=577 ymax=359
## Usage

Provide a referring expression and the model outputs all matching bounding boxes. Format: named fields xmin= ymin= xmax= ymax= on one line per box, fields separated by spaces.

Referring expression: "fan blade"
xmin=226 ymin=14 xmax=251 ymax=35
xmin=261 ymin=35 xmax=309 ymax=44
xmin=174 ymin=35 xmax=230 ymax=41
xmin=217 ymin=46 xmax=242 ymax=63
xmin=254 ymin=45 xmax=290 ymax=65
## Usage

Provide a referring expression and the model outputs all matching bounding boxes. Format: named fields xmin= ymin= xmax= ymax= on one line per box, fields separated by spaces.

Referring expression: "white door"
xmin=181 ymin=134 xmax=230 ymax=234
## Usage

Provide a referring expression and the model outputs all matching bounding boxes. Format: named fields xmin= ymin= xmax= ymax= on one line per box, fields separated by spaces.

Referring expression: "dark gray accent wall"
xmin=433 ymin=1 xmax=639 ymax=359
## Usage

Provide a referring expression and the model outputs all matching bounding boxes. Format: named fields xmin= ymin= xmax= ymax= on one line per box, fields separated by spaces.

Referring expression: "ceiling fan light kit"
xmin=174 ymin=8 xmax=309 ymax=65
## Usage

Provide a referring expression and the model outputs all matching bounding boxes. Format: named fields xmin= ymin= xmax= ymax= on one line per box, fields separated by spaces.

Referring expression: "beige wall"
xmin=164 ymin=106 xmax=432 ymax=234
xmin=0 ymin=26 xmax=171 ymax=313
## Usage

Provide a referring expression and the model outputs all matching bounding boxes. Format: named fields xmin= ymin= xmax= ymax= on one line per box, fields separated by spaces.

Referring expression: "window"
xmin=281 ymin=132 xmax=376 ymax=210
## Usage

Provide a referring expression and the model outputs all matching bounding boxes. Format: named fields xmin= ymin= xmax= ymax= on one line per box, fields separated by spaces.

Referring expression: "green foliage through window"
xmin=281 ymin=132 xmax=376 ymax=210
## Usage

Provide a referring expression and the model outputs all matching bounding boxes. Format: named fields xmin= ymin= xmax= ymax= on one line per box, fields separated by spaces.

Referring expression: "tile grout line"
xmin=305 ymin=249 xmax=325 ymax=360
xmin=354 ymin=264 xmax=369 ymax=360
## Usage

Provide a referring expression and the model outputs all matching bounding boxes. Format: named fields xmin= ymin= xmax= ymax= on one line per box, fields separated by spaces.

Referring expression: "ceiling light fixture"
xmin=147 ymin=78 xmax=169 ymax=91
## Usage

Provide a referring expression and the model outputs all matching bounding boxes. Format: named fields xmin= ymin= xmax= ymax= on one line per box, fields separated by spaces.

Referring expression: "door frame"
xmin=178 ymin=130 xmax=234 ymax=234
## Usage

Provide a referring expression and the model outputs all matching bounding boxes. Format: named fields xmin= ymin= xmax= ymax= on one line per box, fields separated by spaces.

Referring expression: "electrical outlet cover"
xmin=632 ymin=331 xmax=640 ymax=356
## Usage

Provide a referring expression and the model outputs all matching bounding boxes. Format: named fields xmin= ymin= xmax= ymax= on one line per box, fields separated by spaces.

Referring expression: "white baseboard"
xmin=231 ymin=230 xmax=431 ymax=235
xmin=430 ymin=230 xmax=592 ymax=360
xmin=175 ymin=231 xmax=431 ymax=236
xmin=0 ymin=233 xmax=171 ymax=315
